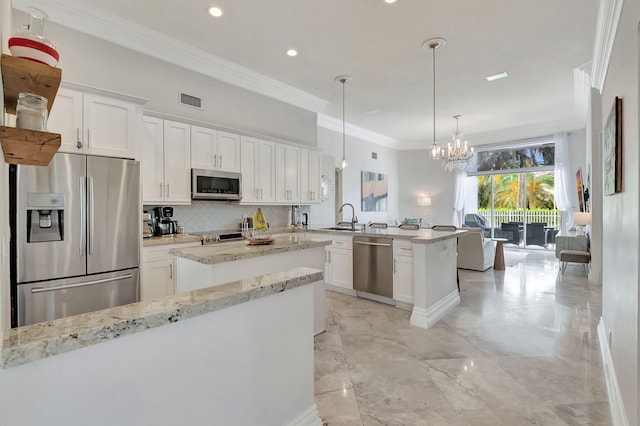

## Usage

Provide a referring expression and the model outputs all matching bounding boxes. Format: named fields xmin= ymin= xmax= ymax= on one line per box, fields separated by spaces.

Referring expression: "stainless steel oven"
xmin=191 ymin=169 xmax=242 ymax=201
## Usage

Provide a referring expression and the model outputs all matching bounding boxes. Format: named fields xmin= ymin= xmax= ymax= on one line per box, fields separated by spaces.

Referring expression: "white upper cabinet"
xmin=190 ymin=125 xmax=217 ymax=170
xmin=275 ymin=143 xmax=300 ymax=204
xmin=190 ymin=126 xmax=241 ymax=172
xmin=48 ymin=86 xmax=142 ymax=159
xmin=240 ymin=136 xmax=275 ymax=204
xmin=142 ymin=116 xmax=191 ymax=205
xmin=300 ymin=148 xmax=321 ymax=204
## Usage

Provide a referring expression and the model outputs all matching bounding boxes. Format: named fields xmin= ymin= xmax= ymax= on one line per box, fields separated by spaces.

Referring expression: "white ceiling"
xmin=18 ymin=0 xmax=598 ymax=148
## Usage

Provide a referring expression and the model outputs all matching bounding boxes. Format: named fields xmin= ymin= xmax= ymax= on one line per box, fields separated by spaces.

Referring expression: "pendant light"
xmin=422 ymin=38 xmax=446 ymax=161
xmin=335 ymin=75 xmax=353 ymax=169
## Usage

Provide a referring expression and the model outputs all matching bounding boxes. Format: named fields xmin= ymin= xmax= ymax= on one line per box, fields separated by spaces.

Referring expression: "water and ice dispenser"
xmin=26 ymin=193 xmax=64 ymax=243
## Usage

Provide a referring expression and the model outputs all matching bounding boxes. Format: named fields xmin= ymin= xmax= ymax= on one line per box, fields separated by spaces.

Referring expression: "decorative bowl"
xmin=8 ymin=36 xmax=59 ymax=66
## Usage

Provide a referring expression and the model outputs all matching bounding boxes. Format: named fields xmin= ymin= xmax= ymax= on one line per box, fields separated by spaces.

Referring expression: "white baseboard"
xmin=325 ymin=284 xmax=357 ymax=297
xmin=287 ymin=404 xmax=323 ymax=426
xmin=394 ymin=300 xmax=413 ymax=311
xmin=597 ymin=318 xmax=629 ymax=426
xmin=410 ymin=290 xmax=460 ymax=329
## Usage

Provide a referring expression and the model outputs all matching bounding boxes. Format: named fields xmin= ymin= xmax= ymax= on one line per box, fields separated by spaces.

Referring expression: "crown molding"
xmin=12 ymin=0 xmax=330 ymax=112
xmin=316 ymin=113 xmax=400 ymax=149
xmin=591 ymin=0 xmax=624 ymax=92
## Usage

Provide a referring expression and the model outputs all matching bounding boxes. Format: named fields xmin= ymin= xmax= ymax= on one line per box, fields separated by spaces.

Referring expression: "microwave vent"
xmin=179 ymin=92 xmax=202 ymax=109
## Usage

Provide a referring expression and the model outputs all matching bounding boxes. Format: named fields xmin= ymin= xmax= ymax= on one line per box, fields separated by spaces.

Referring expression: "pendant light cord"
xmin=342 ymin=80 xmax=346 ymax=159
xmin=432 ymin=45 xmax=436 ymax=145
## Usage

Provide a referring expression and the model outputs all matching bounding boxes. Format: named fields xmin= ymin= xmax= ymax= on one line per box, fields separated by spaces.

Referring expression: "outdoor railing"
xmin=478 ymin=208 xmax=560 ymax=229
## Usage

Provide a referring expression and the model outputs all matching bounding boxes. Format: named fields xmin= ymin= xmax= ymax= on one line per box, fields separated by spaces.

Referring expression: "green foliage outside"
xmin=477 ymin=172 xmax=555 ymax=210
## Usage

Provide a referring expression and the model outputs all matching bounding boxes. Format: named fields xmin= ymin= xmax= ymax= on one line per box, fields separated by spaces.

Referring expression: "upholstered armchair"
xmin=457 ymin=227 xmax=496 ymax=271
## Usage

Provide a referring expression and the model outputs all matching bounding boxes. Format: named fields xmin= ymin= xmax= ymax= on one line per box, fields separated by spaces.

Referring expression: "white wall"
xmin=316 ymin=127 xmax=399 ymax=225
xmin=599 ymin=1 xmax=640 ymax=424
xmin=397 ymin=150 xmax=456 ymax=226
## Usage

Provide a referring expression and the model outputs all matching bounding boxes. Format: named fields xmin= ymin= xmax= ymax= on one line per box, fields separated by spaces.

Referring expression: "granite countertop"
xmin=143 ymin=234 xmax=202 ymax=247
xmin=0 ymin=267 xmax=323 ymax=369
xmin=309 ymin=227 xmax=466 ymax=243
xmin=170 ymin=234 xmax=332 ymax=265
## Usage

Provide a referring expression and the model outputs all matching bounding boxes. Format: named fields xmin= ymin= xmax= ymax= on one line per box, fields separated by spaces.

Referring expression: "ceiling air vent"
xmin=179 ymin=92 xmax=202 ymax=109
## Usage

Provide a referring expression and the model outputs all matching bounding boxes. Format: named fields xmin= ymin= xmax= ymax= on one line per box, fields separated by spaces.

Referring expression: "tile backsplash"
xmin=144 ymin=202 xmax=294 ymax=232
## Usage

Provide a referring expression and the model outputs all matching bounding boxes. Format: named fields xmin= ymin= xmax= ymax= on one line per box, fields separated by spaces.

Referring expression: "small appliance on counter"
xmin=153 ymin=206 xmax=178 ymax=236
xmin=142 ymin=211 xmax=154 ymax=238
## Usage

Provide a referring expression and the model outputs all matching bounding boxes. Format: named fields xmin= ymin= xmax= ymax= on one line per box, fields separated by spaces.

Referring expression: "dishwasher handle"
xmin=353 ymin=240 xmax=392 ymax=247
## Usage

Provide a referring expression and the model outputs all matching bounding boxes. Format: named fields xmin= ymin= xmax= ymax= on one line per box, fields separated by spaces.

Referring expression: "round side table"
xmin=491 ymin=238 xmax=508 ymax=270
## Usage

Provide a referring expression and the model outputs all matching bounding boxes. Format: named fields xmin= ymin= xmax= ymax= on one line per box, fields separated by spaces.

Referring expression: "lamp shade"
xmin=417 ymin=197 xmax=432 ymax=207
xmin=572 ymin=212 xmax=591 ymax=226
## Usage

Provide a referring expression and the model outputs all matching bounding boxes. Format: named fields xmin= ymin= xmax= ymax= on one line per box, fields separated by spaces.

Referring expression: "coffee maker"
xmin=153 ymin=206 xmax=177 ymax=236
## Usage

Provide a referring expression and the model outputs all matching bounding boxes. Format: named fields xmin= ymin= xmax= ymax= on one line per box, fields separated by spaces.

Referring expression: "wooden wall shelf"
xmin=0 ymin=126 xmax=61 ymax=166
xmin=1 ymin=54 xmax=61 ymax=115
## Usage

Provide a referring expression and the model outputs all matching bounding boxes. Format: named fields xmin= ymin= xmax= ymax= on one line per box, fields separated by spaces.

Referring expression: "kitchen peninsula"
xmin=171 ymin=233 xmax=332 ymax=335
xmin=0 ymin=267 xmax=324 ymax=425
xmin=312 ymin=227 xmax=466 ymax=329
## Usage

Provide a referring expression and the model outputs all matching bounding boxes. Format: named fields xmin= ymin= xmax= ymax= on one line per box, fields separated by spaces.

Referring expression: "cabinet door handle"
xmin=160 ymin=183 xmax=163 ymax=197
xmin=256 ymin=189 xmax=259 ymax=199
xmin=213 ymin=155 xmax=217 ymax=168
xmin=393 ymin=258 xmax=396 ymax=274
xmin=169 ymin=263 xmax=173 ymax=280
xmin=260 ymin=188 xmax=263 ymax=199
xmin=76 ymin=128 xmax=82 ymax=149
xmin=219 ymin=155 xmax=222 ymax=167
xmin=86 ymin=129 xmax=90 ymax=148
xmin=166 ymin=183 xmax=170 ymax=198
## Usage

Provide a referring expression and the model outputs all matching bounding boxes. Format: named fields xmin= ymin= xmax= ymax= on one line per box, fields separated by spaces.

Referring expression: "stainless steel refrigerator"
xmin=10 ymin=153 xmax=140 ymax=327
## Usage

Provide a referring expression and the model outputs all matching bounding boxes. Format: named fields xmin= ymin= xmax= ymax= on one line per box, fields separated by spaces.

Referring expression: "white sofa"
xmin=457 ymin=227 xmax=496 ymax=271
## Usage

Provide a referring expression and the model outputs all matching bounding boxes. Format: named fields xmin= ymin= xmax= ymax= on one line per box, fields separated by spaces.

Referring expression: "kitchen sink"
xmin=321 ymin=226 xmax=363 ymax=232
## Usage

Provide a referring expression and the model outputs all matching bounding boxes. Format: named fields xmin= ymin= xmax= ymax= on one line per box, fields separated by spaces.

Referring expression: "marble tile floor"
xmin=314 ymin=249 xmax=611 ymax=426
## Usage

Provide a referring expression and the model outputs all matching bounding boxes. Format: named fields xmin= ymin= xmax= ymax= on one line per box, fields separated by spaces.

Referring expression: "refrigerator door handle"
xmin=88 ymin=177 xmax=95 ymax=255
xmin=79 ymin=177 xmax=86 ymax=256
xmin=30 ymin=274 xmax=134 ymax=293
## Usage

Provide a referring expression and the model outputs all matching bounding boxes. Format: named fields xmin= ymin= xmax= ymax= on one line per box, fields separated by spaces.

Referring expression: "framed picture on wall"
xmin=361 ymin=171 xmax=389 ymax=212
xmin=604 ymin=96 xmax=623 ymax=195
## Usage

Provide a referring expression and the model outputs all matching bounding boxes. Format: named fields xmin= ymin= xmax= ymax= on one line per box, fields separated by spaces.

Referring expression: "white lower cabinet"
xmin=322 ymin=234 xmax=353 ymax=291
xmin=142 ymin=242 xmax=201 ymax=301
xmin=393 ymin=239 xmax=414 ymax=304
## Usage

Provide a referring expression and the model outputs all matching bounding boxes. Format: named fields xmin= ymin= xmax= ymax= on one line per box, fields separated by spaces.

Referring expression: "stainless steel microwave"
xmin=191 ymin=169 xmax=242 ymax=201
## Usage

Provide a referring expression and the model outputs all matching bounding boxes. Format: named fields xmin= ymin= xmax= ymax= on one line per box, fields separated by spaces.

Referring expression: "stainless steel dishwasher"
xmin=353 ymin=235 xmax=394 ymax=300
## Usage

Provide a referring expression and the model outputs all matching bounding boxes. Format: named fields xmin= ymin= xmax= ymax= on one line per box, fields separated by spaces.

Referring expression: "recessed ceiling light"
xmin=365 ymin=109 xmax=381 ymax=115
xmin=286 ymin=49 xmax=298 ymax=57
xmin=384 ymin=0 xmax=397 ymax=3
xmin=208 ymin=6 xmax=223 ymax=17
xmin=486 ymin=71 xmax=508 ymax=81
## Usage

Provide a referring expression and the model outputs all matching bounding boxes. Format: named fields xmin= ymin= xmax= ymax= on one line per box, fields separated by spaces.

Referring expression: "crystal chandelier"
xmin=443 ymin=115 xmax=474 ymax=172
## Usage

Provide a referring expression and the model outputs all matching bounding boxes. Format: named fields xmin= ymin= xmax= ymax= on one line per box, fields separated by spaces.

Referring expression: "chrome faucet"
xmin=338 ymin=203 xmax=358 ymax=230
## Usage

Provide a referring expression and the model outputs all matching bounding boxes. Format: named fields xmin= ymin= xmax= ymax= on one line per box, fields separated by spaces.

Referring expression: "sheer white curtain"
xmin=451 ymin=171 xmax=466 ymax=227
xmin=554 ymin=132 xmax=572 ymax=232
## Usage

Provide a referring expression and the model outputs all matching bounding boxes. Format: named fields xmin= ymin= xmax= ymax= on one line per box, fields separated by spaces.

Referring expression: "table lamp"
xmin=572 ymin=212 xmax=591 ymax=236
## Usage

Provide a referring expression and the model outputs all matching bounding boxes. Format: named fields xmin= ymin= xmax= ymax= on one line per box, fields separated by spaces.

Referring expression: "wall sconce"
xmin=417 ymin=196 xmax=431 ymax=226
xmin=416 ymin=197 xmax=432 ymax=207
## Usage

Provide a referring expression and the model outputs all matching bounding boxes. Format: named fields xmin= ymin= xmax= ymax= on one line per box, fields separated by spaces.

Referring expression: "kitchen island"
xmin=311 ymin=227 xmax=466 ymax=329
xmin=171 ymin=233 xmax=332 ymax=335
xmin=0 ymin=267 xmax=324 ymax=425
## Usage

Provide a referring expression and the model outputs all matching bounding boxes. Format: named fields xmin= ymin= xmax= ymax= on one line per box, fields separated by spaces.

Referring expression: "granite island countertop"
xmin=170 ymin=234 xmax=332 ymax=265
xmin=1 ymin=267 xmax=323 ymax=369
xmin=309 ymin=227 xmax=466 ymax=243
